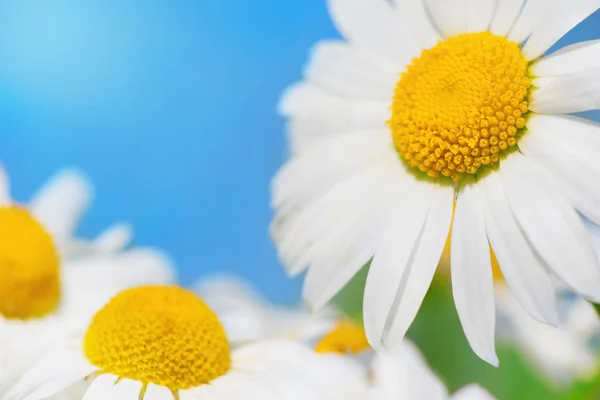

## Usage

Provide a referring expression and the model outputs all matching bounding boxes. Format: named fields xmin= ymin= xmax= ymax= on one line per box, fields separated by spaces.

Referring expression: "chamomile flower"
xmin=4 ymin=286 xmax=369 ymax=400
xmin=370 ymin=341 xmax=495 ymax=400
xmin=272 ymin=0 xmax=600 ymax=365
xmin=0 ymin=167 xmax=175 ymax=394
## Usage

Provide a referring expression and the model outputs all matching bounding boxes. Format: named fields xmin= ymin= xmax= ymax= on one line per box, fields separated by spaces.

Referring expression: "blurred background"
xmin=1 ymin=3 xmax=600 ymax=398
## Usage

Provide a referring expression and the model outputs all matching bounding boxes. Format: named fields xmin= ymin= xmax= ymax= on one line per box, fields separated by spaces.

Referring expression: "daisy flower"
xmin=3 ymin=286 xmax=369 ymax=400
xmin=272 ymin=0 xmax=600 ymax=365
xmin=0 ymin=167 xmax=175 ymax=394
xmin=370 ymin=340 xmax=495 ymax=400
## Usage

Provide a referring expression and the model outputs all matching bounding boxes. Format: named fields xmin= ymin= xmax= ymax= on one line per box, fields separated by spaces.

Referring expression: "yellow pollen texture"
xmin=390 ymin=32 xmax=531 ymax=182
xmin=84 ymin=286 xmax=231 ymax=391
xmin=0 ymin=206 xmax=60 ymax=319
xmin=315 ymin=320 xmax=371 ymax=354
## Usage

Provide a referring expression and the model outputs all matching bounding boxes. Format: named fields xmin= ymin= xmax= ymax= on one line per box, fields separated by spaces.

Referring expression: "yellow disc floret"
xmin=390 ymin=32 xmax=532 ymax=182
xmin=0 ymin=206 xmax=60 ymax=319
xmin=84 ymin=286 xmax=231 ymax=391
xmin=315 ymin=320 xmax=371 ymax=354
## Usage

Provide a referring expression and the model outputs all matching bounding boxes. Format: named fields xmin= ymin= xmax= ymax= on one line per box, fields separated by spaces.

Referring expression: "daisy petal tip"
xmin=363 ymin=326 xmax=383 ymax=352
xmin=56 ymin=168 xmax=94 ymax=195
xmin=285 ymin=264 xmax=304 ymax=278
xmin=481 ymin=351 xmax=499 ymax=368
xmin=277 ymin=82 xmax=308 ymax=117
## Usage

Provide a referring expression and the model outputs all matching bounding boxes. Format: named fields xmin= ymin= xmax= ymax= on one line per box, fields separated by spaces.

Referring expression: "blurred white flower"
xmin=0 ymin=167 xmax=175 ymax=396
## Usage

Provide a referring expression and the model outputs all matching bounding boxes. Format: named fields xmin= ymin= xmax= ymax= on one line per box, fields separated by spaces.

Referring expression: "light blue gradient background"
xmin=1 ymin=2 xmax=599 ymax=302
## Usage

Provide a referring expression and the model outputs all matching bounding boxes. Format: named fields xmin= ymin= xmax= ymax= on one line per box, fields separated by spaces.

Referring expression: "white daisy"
xmin=0 ymin=167 xmax=175 ymax=395
xmin=272 ymin=0 xmax=600 ymax=365
xmin=3 ymin=286 xmax=369 ymax=400
xmin=370 ymin=340 xmax=496 ymax=400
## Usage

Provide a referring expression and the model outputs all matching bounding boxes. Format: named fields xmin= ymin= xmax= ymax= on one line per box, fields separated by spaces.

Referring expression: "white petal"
xmin=490 ymin=0 xmax=526 ymax=36
xmin=501 ymin=153 xmax=600 ymax=302
xmin=0 ymin=165 xmax=11 ymax=205
xmin=61 ymin=248 xmax=176 ymax=318
xmin=533 ymin=40 xmax=600 ymax=76
xmin=279 ymin=82 xmax=389 ymax=122
xmin=112 ymin=379 xmax=143 ymax=399
xmin=383 ymin=183 xmax=454 ymax=348
xmin=305 ymin=41 xmax=398 ymax=100
xmin=180 ymin=386 xmax=221 ymax=400
xmin=24 ymin=376 xmax=87 ymax=400
xmin=508 ymin=0 xmax=555 ymax=44
xmin=301 ymin=211 xmax=390 ymax=311
xmin=371 ymin=341 xmax=447 ymax=400
xmin=451 ymin=183 xmax=498 ymax=366
xmin=15 ymin=352 xmax=94 ymax=400
xmin=278 ymin=83 xmax=390 ymax=153
xmin=275 ymin=153 xmax=398 ymax=275
xmin=81 ymin=375 xmax=118 ymax=400
xmin=296 ymin=354 xmax=369 ymax=400
xmin=288 ymin=121 xmax=390 ymax=155
xmin=179 ymin=389 xmax=204 ymax=400
xmin=93 ymin=222 xmax=134 ymax=254
xmin=363 ymin=178 xmax=435 ymax=347
xmin=232 ymin=340 xmax=313 ymax=368
xmin=518 ymin=115 xmax=600 ymax=227
xmin=425 ymin=0 xmax=468 ymax=37
xmin=466 ymin=0 xmax=497 ymax=33
xmin=271 ymin=131 xmax=392 ymax=211
xmin=208 ymin=374 xmax=275 ymax=400
xmin=29 ymin=170 xmax=92 ymax=243
xmin=143 ymin=384 xmax=173 ymax=400
xmin=451 ymin=384 xmax=497 ymax=400
xmin=479 ymin=172 xmax=558 ymax=324
xmin=327 ymin=0 xmax=422 ymax=66
xmin=231 ymin=340 xmax=368 ymax=400
xmin=62 ymin=222 xmax=134 ymax=258
xmin=393 ymin=0 xmax=441 ymax=49
xmin=301 ymin=165 xmax=405 ymax=310
xmin=531 ymin=67 xmax=600 ymax=114
xmin=522 ymin=0 xmax=600 ymax=60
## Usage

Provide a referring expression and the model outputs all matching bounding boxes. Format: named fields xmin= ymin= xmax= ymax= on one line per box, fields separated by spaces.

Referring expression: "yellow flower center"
xmin=84 ymin=286 xmax=231 ymax=392
xmin=0 ymin=206 xmax=60 ymax=319
xmin=314 ymin=320 xmax=371 ymax=354
xmin=390 ymin=32 xmax=532 ymax=182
